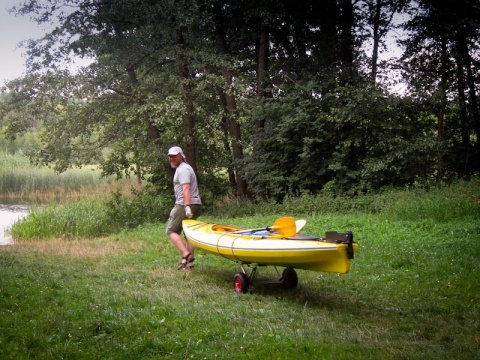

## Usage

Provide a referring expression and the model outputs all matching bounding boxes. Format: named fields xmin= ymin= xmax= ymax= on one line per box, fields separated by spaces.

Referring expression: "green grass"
xmin=1 ymin=179 xmax=479 ymax=359
xmin=2 ymin=140 xmax=478 ymax=358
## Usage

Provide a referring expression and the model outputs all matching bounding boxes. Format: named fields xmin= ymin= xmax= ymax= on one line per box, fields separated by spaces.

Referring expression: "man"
xmin=165 ymin=146 xmax=202 ymax=270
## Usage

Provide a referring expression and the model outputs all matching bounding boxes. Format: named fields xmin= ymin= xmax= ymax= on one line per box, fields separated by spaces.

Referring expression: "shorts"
xmin=166 ymin=204 xmax=201 ymax=235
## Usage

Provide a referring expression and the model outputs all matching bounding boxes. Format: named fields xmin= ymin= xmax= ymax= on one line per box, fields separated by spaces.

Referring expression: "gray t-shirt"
xmin=173 ymin=162 xmax=202 ymax=205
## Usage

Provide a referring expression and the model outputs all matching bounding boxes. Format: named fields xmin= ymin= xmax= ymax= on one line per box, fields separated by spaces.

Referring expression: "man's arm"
xmin=182 ymin=183 xmax=192 ymax=205
xmin=182 ymin=183 xmax=193 ymax=218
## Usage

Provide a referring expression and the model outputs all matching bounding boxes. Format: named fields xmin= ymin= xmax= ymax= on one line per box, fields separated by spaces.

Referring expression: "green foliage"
xmin=12 ymin=177 xmax=480 ymax=239
xmin=105 ymin=188 xmax=171 ymax=230
xmin=9 ymin=171 xmax=479 ymax=240
xmin=0 ymin=130 xmax=40 ymax=155
xmin=335 ymin=88 xmax=432 ymax=193
xmin=243 ymin=83 xmax=443 ymax=199
xmin=1 ymin=0 xmax=478 ymax=202
xmin=243 ymin=82 xmax=332 ymax=200
xmin=206 ymin=177 xmax=480 ymax=223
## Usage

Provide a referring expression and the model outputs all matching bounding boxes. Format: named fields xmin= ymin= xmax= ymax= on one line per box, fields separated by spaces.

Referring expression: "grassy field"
xmin=1 ymin=180 xmax=479 ymax=359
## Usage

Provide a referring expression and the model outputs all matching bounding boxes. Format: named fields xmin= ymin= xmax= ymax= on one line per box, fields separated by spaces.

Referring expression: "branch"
xmin=106 ymin=87 xmax=132 ymax=97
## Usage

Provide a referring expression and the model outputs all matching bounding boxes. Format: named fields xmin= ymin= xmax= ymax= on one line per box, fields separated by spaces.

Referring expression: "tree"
xmin=401 ymin=0 xmax=480 ymax=177
xmin=452 ymin=2 xmax=480 ymax=174
xmin=358 ymin=0 xmax=409 ymax=84
xmin=3 ymin=0 xmax=477 ymax=203
xmin=210 ymin=0 xmax=249 ymax=197
xmin=4 ymin=1 xmax=212 ymax=177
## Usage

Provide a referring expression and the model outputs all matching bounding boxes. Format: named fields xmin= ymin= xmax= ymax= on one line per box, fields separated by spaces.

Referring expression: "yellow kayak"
xmin=182 ymin=218 xmax=359 ymax=274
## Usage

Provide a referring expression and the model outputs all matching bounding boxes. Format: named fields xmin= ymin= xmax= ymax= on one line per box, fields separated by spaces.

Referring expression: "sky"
xmin=0 ymin=0 xmax=50 ymax=85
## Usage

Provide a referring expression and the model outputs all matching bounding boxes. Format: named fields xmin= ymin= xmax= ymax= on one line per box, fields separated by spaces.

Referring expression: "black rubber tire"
xmin=233 ymin=272 xmax=249 ymax=293
xmin=282 ymin=267 xmax=298 ymax=289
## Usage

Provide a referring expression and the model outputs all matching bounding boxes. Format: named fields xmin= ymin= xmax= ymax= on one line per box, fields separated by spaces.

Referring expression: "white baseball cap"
xmin=167 ymin=146 xmax=186 ymax=159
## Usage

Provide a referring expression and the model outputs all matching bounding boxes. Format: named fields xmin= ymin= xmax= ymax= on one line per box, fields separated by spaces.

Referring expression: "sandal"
xmin=186 ymin=256 xmax=195 ymax=269
xmin=177 ymin=253 xmax=194 ymax=270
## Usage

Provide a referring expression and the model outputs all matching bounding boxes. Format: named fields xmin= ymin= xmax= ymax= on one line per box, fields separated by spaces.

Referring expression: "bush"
xmin=206 ymin=177 xmax=480 ymax=222
xmin=10 ymin=188 xmax=172 ymax=239
xmin=11 ymin=177 xmax=479 ymax=240
xmin=105 ymin=187 xmax=171 ymax=230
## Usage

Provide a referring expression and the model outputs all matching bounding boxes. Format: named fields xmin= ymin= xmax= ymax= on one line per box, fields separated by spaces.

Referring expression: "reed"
xmin=10 ymin=198 xmax=112 ymax=239
xmin=0 ymin=151 xmax=139 ymax=200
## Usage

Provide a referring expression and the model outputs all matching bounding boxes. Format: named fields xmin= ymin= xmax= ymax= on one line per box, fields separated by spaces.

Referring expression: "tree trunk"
xmin=173 ymin=22 xmax=197 ymax=174
xmin=315 ymin=0 xmax=338 ymax=93
xmin=178 ymin=60 xmax=197 ymax=172
xmin=455 ymin=26 xmax=480 ymax=175
xmin=213 ymin=1 xmax=250 ymax=197
xmin=436 ymin=34 xmax=448 ymax=180
xmin=218 ymin=99 xmax=237 ymax=189
xmin=135 ymin=163 xmax=142 ymax=185
xmin=370 ymin=0 xmax=382 ymax=83
xmin=339 ymin=0 xmax=355 ymax=85
xmin=253 ymin=22 xmax=271 ymax=154
xmin=256 ymin=23 xmax=270 ymax=101
xmin=454 ymin=31 xmax=470 ymax=177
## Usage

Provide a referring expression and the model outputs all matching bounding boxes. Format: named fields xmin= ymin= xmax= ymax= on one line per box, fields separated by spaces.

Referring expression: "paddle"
xmin=233 ymin=216 xmax=297 ymax=237
xmin=295 ymin=219 xmax=307 ymax=233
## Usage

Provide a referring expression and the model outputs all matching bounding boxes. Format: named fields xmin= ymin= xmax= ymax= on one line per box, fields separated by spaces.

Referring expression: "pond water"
xmin=0 ymin=205 xmax=30 ymax=245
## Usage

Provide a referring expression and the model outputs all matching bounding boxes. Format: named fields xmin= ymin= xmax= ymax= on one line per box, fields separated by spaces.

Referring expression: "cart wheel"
xmin=282 ymin=267 xmax=298 ymax=289
xmin=233 ymin=272 xmax=249 ymax=293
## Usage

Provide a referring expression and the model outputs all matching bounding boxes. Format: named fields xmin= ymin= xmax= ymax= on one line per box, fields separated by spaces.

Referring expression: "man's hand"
xmin=185 ymin=205 xmax=193 ymax=219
